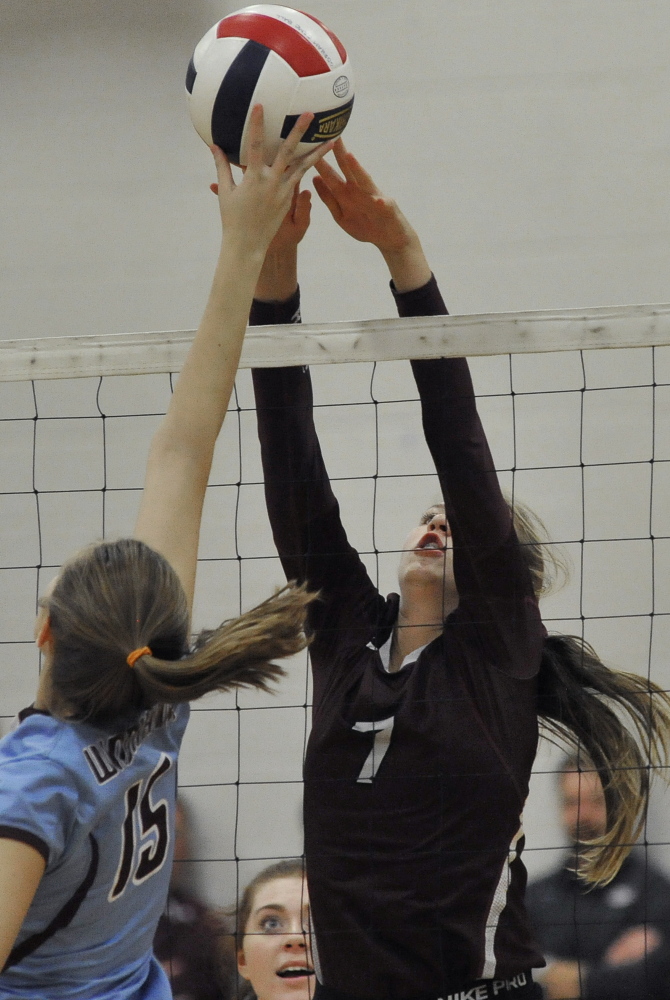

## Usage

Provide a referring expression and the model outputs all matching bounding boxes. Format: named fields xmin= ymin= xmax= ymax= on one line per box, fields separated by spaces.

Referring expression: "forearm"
xmin=135 ymin=109 xmax=333 ymax=607
xmin=394 ymin=276 xmax=503 ymax=538
xmin=163 ymin=237 xmax=265 ymax=450
xmin=254 ymin=244 xmax=298 ymax=302
xmin=400 ymin=277 xmax=541 ymax=662
xmin=251 ymin=288 xmax=374 ymax=613
xmin=135 ymin=236 xmax=265 ymax=607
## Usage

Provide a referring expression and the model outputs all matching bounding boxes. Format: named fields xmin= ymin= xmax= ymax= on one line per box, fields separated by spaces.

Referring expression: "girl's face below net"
xmin=238 ymin=876 xmax=315 ymax=1000
xmin=397 ymin=505 xmax=455 ymax=593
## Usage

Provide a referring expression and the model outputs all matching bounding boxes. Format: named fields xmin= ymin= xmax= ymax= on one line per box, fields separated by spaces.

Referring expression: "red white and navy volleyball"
xmin=186 ymin=4 xmax=354 ymax=166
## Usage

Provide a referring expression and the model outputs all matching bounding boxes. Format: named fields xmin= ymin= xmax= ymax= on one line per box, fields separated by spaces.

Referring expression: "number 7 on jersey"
xmin=353 ymin=716 xmax=395 ymax=783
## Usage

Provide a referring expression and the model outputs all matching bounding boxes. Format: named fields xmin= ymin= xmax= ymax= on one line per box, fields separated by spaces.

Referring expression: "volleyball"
xmin=186 ymin=5 xmax=354 ymax=167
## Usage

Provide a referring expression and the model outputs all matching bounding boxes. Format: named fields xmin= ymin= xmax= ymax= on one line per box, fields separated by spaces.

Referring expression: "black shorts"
xmin=314 ymin=972 xmax=542 ymax=1000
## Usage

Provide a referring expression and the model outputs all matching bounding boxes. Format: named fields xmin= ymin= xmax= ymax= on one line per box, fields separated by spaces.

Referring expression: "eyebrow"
xmin=253 ymin=904 xmax=287 ymax=915
xmin=420 ymin=506 xmax=444 ymax=522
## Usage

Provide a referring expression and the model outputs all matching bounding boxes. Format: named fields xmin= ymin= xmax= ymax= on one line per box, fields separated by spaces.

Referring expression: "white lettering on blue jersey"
xmin=83 ymin=705 xmax=177 ymax=784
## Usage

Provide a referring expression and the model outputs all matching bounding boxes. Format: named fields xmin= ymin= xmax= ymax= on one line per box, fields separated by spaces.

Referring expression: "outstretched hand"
xmin=313 ymin=140 xmax=432 ymax=293
xmin=210 ymin=161 xmax=312 ymax=251
xmin=210 ymin=106 xmax=334 ymax=258
xmin=313 ymin=140 xmax=416 ymax=254
xmin=266 ymin=183 xmax=312 ymax=254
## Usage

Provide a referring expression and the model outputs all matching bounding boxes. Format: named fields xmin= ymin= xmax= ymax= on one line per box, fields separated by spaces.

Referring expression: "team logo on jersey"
xmin=83 ymin=703 xmax=177 ymax=784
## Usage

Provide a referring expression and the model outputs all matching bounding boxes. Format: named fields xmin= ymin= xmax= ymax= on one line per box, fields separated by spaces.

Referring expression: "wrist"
xmin=254 ymin=245 xmax=299 ymax=302
xmin=381 ymin=239 xmax=432 ymax=294
xmin=220 ymin=232 xmax=268 ymax=273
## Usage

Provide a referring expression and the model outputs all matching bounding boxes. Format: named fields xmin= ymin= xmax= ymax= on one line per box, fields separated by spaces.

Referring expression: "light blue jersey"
xmin=0 ymin=701 xmax=189 ymax=999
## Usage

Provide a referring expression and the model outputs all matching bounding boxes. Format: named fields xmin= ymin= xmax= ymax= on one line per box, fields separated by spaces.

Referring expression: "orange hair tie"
xmin=127 ymin=646 xmax=152 ymax=669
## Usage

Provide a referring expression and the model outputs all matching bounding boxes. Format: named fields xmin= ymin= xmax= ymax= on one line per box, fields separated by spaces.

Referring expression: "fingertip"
xmin=314 ymin=139 xmax=337 ymax=165
xmin=210 ymin=144 xmax=231 ymax=169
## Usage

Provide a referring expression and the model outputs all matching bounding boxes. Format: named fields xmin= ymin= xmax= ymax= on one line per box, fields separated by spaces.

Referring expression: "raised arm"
xmin=314 ymin=143 xmax=542 ymax=671
xmin=134 ymin=109 xmax=333 ymax=614
xmin=249 ymin=193 xmax=385 ymax=638
xmin=0 ymin=115 xmax=334 ymax=976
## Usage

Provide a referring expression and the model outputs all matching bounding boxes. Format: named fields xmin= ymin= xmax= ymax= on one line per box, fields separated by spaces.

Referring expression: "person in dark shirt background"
xmin=527 ymin=755 xmax=670 ymax=999
xmin=248 ymin=141 xmax=670 ymax=1000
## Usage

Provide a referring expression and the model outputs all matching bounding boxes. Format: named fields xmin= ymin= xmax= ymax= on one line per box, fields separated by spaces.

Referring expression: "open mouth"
xmin=415 ymin=532 xmax=444 ymax=552
xmin=276 ymin=967 xmax=315 ymax=979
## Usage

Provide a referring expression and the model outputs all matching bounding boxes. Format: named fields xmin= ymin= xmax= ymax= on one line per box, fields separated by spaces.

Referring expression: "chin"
xmin=275 ymin=978 xmax=315 ymax=1000
xmin=402 ymin=563 xmax=454 ymax=588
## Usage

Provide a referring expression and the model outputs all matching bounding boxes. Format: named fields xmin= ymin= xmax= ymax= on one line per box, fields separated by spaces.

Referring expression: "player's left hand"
xmin=313 ymin=139 xmax=415 ymax=254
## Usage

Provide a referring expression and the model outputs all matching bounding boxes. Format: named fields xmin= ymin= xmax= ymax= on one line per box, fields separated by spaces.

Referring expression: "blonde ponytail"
xmin=538 ymin=634 xmax=670 ymax=885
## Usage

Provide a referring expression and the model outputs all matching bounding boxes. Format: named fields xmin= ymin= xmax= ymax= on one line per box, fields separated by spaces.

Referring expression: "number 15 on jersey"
xmin=109 ymin=754 xmax=172 ymax=902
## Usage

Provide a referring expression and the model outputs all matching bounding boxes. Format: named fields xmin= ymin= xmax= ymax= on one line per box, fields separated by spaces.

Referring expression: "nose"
xmin=283 ymin=931 xmax=307 ymax=950
xmin=428 ymin=515 xmax=448 ymax=535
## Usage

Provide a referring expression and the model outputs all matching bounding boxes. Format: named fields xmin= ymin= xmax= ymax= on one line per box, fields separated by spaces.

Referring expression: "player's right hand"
xmin=211 ymin=105 xmax=333 ymax=257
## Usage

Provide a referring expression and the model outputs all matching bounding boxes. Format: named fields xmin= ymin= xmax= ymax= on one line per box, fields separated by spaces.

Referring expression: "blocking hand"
xmin=313 ymin=139 xmax=417 ymax=255
xmin=210 ymin=105 xmax=333 ymax=257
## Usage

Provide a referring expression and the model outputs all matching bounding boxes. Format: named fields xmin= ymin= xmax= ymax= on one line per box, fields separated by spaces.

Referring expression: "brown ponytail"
xmin=47 ymin=538 xmax=313 ymax=726
xmin=132 ymin=584 xmax=313 ymax=705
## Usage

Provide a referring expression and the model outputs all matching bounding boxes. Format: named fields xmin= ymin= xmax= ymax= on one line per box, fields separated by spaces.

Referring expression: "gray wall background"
xmin=1 ymin=0 xmax=669 ymax=908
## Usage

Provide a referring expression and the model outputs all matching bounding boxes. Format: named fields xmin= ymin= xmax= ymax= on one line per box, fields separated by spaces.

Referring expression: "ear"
xmin=36 ymin=616 xmax=52 ymax=650
xmin=237 ymin=947 xmax=250 ymax=981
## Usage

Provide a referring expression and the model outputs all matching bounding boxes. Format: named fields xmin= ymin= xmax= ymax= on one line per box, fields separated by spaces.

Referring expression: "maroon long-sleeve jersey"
xmin=250 ymin=278 xmax=545 ymax=999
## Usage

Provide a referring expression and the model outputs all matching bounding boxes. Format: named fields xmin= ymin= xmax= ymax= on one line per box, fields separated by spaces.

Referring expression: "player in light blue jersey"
xmin=0 ymin=108 xmax=333 ymax=1000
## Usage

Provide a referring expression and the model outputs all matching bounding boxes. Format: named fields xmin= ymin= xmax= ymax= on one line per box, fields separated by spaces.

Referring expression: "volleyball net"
xmin=1 ymin=303 xmax=670 ymax=906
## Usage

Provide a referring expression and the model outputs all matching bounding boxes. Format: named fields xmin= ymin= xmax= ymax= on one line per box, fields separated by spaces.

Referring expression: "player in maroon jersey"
xmin=248 ymin=141 xmax=670 ymax=1000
